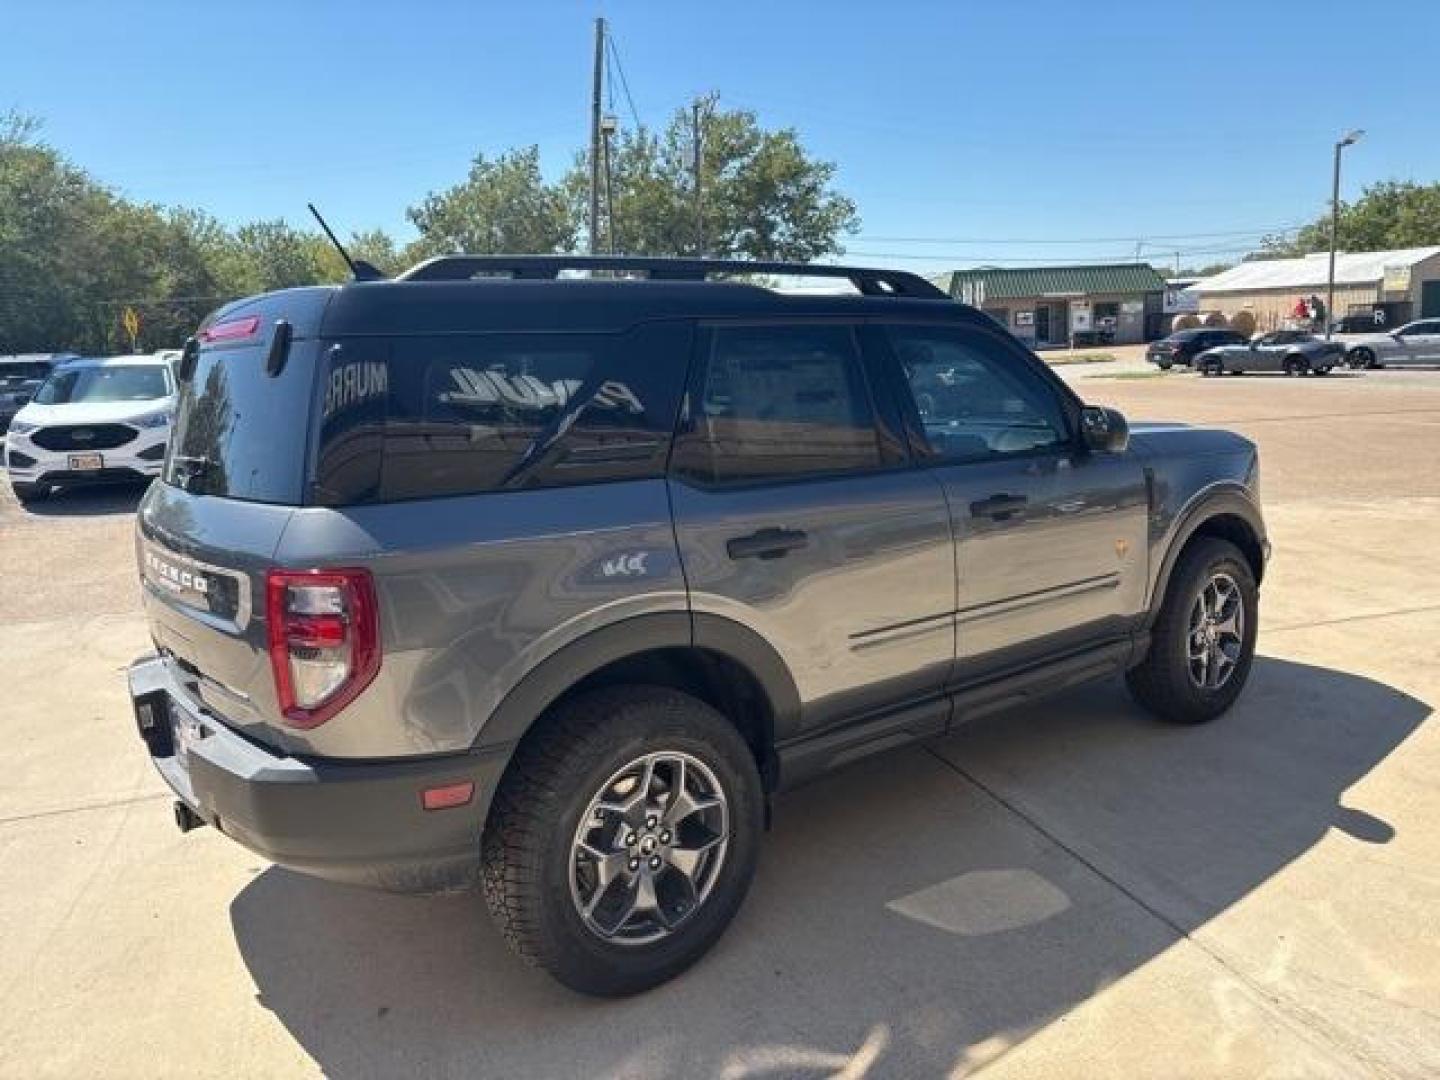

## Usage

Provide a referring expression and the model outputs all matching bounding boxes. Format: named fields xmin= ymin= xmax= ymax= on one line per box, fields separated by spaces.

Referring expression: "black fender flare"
xmin=473 ymin=611 xmax=802 ymax=753
xmin=1145 ymin=485 xmax=1267 ymax=627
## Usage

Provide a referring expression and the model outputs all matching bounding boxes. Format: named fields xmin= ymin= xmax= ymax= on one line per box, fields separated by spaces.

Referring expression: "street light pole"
xmin=1326 ymin=129 xmax=1364 ymax=340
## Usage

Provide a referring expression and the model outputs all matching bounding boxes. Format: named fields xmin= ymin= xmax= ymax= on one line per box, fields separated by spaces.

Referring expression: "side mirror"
xmin=1080 ymin=405 xmax=1129 ymax=454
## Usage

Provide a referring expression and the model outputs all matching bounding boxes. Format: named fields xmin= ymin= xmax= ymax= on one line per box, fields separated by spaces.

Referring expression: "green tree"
xmin=1 ymin=111 xmax=408 ymax=351
xmin=1 ymin=115 xmax=220 ymax=352
xmin=346 ymin=228 xmax=403 ymax=276
xmin=1263 ymin=181 xmax=1440 ymax=256
xmin=406 ymin=146 xmax=576 ymax=259
xmin=216 ymin=219 xmax=336 ymax=295
xmin=570 ymin=97 xmax=859 ymax=260
xmin=2 ymin=97 xmax=861 ymax=356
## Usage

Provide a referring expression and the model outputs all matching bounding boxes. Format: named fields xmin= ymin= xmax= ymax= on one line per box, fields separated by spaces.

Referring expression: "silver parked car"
xmin=1196 ymin=330 xmax=1346 ymax=377
xmin=1341 ymin=319 xmax=1440 ymax=369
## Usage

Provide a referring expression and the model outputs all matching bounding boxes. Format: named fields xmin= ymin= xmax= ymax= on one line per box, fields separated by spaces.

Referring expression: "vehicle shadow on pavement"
xmin=13 ymin=482 xmax=148 ymax=517
xmin=229 ymin=656 xmax=1428 ymax=1078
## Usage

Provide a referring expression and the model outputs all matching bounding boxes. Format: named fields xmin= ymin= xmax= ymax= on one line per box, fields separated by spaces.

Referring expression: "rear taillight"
xmin=265 ymin=568 xmax=380 ymax=729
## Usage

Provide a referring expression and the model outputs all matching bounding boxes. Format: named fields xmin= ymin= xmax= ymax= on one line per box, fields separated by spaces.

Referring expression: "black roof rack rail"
xmin=394 ymin=255 xmax=949 ymax=299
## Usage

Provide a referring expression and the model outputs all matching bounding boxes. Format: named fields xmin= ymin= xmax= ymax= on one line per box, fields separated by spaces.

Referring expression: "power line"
xmin=604 ymin=31 xmax=643 ymax=131
xmin=851 ymin=224 xmax=1304 ymax=245
xmin=842 ymin=243 xmax=1268 ymax=266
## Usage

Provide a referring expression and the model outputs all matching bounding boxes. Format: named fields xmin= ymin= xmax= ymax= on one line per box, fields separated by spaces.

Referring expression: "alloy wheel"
xmin=569 ymin=751 xmax=729 ymax=946
xmin=1187 ymin=571 xmax=1245 ymax=690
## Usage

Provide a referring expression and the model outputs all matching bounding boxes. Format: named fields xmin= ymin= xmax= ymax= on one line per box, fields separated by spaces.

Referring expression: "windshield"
xmin=34 ymin=365 xmax=170 ymax=405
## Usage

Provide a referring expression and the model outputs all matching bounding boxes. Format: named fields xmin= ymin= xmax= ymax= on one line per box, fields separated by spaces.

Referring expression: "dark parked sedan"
xmin=0 ymin=355 xmax=68 ymax=432
xmin=1147 ymin=328 xmax=1249 ymax=369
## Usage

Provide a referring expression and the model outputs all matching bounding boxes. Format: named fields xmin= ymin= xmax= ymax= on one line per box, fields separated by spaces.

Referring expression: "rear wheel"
xmin=1126 ymin=537 xmax=1258 ymax=724
xmin=1314 ymin=364 xmax=1332 ymax=376
xmin=1200 ymin=358 xmax=1222 ymax=377
xmin=10 ymin=481 xmax=47 ymax=505
xmin=482 ymin=686 xmax=763 ymax=996
xmin=1284 ymin=356 xmax=1308 ymax=377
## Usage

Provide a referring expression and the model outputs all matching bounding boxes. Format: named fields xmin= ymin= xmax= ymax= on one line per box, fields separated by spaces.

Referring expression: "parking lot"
xmin=2 ymin=367 xmax=1438 ymax=1078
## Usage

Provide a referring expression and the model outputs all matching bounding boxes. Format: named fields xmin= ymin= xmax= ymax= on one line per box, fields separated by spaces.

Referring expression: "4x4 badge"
xmin=601 ymin=553 xmax=649 ymax=578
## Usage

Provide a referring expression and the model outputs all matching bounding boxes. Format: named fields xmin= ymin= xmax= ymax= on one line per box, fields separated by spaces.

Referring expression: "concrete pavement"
xmin=2 ymin=373 xmax=1438 ymax=1078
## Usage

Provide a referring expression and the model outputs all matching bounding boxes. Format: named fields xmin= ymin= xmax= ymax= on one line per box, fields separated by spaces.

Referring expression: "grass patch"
xmin=1041 ymin=351 xmax=1117 ymax=366
xmin=1090 ymin=369 xmax=1177 ymax=381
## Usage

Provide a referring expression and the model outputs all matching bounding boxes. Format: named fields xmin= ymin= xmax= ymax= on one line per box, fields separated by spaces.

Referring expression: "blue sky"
xmin=8 ymin=0 xmax=1439 ymax=271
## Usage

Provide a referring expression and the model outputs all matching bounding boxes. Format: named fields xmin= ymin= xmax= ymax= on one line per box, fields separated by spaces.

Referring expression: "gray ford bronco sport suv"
xmin=128 ymin=255 xmax=1267 ymax=995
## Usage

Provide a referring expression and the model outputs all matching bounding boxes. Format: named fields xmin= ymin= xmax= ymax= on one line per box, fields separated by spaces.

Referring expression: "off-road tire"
xmin=1126 ymin=537 xmax=1258 ymax=724
xmin=481 ymin=685 xmax=763 ymax=996
xmin=10 ymin=482 xmax=46 ymax=505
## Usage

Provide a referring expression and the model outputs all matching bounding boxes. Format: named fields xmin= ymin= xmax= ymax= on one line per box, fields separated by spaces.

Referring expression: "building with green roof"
xmin=930 ymin=263 xmax=1168 ymax=347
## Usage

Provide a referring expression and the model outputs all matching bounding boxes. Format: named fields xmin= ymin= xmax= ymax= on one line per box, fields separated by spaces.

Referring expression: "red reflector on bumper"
xmin=421 ymin=782 xmax=475 ymax=811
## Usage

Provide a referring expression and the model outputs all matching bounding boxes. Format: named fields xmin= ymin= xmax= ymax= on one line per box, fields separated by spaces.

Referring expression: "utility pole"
xmin=589 ymin=17 xmax=605 ymax=255
xmin=689 ymin=95 xmax=718 ymax=256
xmin=601 ymin=115 xmax=618 ymax=254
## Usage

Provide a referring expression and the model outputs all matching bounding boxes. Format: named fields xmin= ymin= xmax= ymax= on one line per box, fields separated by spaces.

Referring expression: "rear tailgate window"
xmin=165 ymin=338 xmax=318 ymax=504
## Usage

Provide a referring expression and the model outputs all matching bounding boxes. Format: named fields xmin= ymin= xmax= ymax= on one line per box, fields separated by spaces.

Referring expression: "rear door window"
xmin=670 ymin=324 xmax=883 ymax=486
xmin=313 ymin=322 xmax=690 ymax=504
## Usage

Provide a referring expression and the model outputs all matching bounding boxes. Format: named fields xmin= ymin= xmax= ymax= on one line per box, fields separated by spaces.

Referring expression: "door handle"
xmin=727 ymin=527 xmax=809 ymax=561
xmin=970 ymin=493 xmax=1028 ymax=520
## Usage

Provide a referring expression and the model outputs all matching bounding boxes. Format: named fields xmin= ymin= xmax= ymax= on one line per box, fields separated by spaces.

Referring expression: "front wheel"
xmin=1348 ymin=348 xmax=1375 ymax=370
xmin=1126 ymin=538 xmax=1258 ymax=724
xmin=482 ymin=686 xmax=763 ymax=996
xmin=1200 ymin=358 xmax=1222 ymax=377
xmin=1284 ymin=356 xmax=1308 ymax=377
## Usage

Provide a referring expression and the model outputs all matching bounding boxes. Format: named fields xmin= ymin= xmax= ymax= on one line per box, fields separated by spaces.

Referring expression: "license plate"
xmin=172 ymin=710 xmax=203 ymax=767
xmin=68 ymin=452 xmax=103 ymax=470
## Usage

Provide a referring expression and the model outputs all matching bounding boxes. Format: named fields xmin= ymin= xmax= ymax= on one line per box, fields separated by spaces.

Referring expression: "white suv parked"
xmin=5 ymin=354 xmax=175 ymax=504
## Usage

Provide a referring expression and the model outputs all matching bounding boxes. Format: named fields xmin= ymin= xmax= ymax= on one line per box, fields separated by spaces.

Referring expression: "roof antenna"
xmin=307 ymin=203 xmax=384 ymax=282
